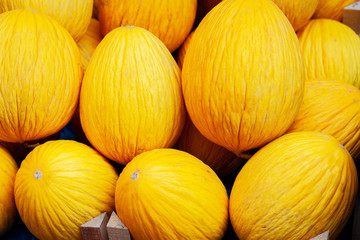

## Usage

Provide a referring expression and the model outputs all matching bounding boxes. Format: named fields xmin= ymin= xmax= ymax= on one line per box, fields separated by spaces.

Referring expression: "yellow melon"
xmin=115 ymin=148 xmax=229 ymax=239
xmin=77 ymin=18 xmax=103 ymax=71
xmin=0 ymin=145 xmax=18 ymax=236
xmin=298 ymin=19 xmax=360 ymax=88
xmin=176 ymin=115 xmax=245 ymax=177
xmin=272 ymin=0 xmax=319 ymax=31
xmin=313 ymin=0 xmax=357 ymax=21
xmin=230 ymin=132 xmax=358 ymax=239
xmin=0 ymin=10 xmax=83 ymax=143
xmin=182 ymin=0 xmax=305 ymax=156
xmin=98 ymin=0 xmax=197 ymax=52
xmin=0 ymin=0 xmax=93 ymax=41
xmin=288 ymin=80 xmax=360 ymax=160
xmin=14 ymin=140 xmax=118 ymax=240
xmin=80 ymin=26 xmax=185 ymax=164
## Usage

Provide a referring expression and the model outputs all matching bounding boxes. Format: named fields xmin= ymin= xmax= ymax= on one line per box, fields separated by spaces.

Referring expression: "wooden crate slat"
xmin=81 ymin=212 xmax=110 ymax=240
xmin=107 ymin=211 xmax=131 ymax=240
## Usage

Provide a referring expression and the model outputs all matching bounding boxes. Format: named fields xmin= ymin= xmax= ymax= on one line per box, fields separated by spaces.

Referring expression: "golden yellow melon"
xmin=115 ymin=148 xmax=229 ymax=239
xmin=287 ymin=80 xmax=360 ymax=160
xmin=0 ymin=0 xmax=93 ymax=41
xmin=98 ymin=0 xmax=197 ymax=52
xmin=176 ymin=115 xmax=245 ymax=177
xmin=298 ymin=19 xmax=360 ymax=88
xmin=272 ymin=0 xmax=319 ymax=31
xmin=80 ymin=26 xmax=185 ymax=165
xmin=0 ymin=146 xmax=18 ymax=236
xmin=313 ymin=0 xmax=357 ymax=21
xmin=230 ymin=132 xmax=358 ymax=239
xmin=0 ymin=10 xmax=83 ymax=143
xmin=182 ymin=0 xmax=305 ymax=156
xmin=77 ymin=18 xmax=103 ymax=71
xmin=14 ymin=140 xmax=118 ymax=240
xmin=176 ymin=31 xmax=194 ymax=70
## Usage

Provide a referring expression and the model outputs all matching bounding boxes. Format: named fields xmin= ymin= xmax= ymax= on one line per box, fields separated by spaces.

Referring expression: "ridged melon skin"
xmin=0 ymin=10 xmax=83 ymax=143
xmin=115 ymin=148 xmax=229 ymax=240
xmin=230 ymin=132 xmax=358 ymax=240
xmin=0 ymin=145 xmax=18 ymax=236
xmin=80 ymin=26 xmax=185 ymax=165
xmin=14 ymin=140 xmax=118 ymax=240
xmin=182 ymin=0 xmax=305 ymax=156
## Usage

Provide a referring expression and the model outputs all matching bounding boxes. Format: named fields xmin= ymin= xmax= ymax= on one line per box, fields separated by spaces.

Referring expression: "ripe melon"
xmin=182 ymin=0 xmax=305 ymax=156
xmin=0 ymin=0 xmax=93 ymax=41
xmin=288 ymin=80 xmax=360 ymax=160
xmin=0 ymin=10 xmax=83 ymax=143
xmin=80 ymin=26 xmax=185 ymax=164
xmin=313 ymin=0 xmax=357 ymax=21
xmin=0 ymin=146 xmax=18 ymax=236
xmin=98 ymin=0 xmax=197 ymax=52
xmin=298 ymin=19 xmax=360 ymax=88
xmin=115 ymin=148 xmax=229 ymax=239
xmin=230 ymin=132 xmax=358 ymax=239
xmin=14 ymin=140 xmax=118 ymax=240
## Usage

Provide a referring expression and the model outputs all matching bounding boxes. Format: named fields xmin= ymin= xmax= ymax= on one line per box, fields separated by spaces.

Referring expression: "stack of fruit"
xmin=0 ymin=0 xmax=359 ymax=239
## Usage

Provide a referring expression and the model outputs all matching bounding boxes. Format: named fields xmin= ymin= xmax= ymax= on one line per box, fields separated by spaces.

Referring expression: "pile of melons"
xmin=0 ymin=0 xmax=359 ymax=239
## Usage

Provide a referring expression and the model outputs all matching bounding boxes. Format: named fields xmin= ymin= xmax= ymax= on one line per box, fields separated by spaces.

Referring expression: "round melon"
xmin=0 ymin=0 xmax=93 ymax=41
xmin=80 ymin=26 xmax=185 ymax=165
xmin=176 ymin=115 xmax=245 ymax=177
xmin=298 ymin=19 xmax=360 ymax=88
xmin=98 ymin=0 xmax=197 ymax=52
xmin=14 ymin=140 xmax=118 ymax=240
xmin=229 ymin=131 xmax=358 ymax=239
xmin=288 ymin=80 xmax=360 ymax=160
xmin=0 ymin=146 xmax=18 ymax=236
xmin=0 ymin=10 xmax=83 ymax=143
xmin=272 ymin=0 xmax=319 ymax=31
xmin=77 ymin=18 xmax=103 ymax=71
xmin=115 ymin=148 xmax=229 ymax=239
xmin=313 ymin=0 xmax=357 ymax=21
xmin=182 ymin=0 xmax=305 ymax=156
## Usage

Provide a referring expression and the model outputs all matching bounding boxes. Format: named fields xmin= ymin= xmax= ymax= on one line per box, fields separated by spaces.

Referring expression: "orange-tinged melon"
xmin=77 ymin=18 xmax=102 ymax=72
xmin=80 ymin=26 xmax=185 ymax=165
xmin=230 ymin=132 xmax=358 ymax=239
xmin=272 ymin=0 xmax=319 ymax=31
xmin=115 ymin=148 xmax=229 ymax=239
xmin=176 ymin=115 xmax=245 ymax=177
xmin=182 ymin=0 xmax=305 ymax=156
xmin=288 ymin=80 xmax=360 ymax=160
xmin=298 ymin=19 xmax=360 ymax=89
xmin=14 ymin=140 xmax=118 ymax=240
xmin=0 ymin=10 xmax=83 ymax=143
xmin=0 ymin=0 xmax=93 ymax=41
xmin=0 ymin=145 xmax=18 ymax=236
xmin=313 ymin=0 xmax=357 ymax=21
xmin=98 ymin=0 xmax=197 ymax=52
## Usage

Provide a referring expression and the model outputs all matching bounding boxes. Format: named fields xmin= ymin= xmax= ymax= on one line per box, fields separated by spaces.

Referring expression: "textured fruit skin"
xmin=298 ymin=19 xmax=360 ymax=89
xmin=176 ymin=31 xmax=194 ymax=70
xmin=98 ymin=0 xmax=197 ymax=52
xmin=288 ymin=80 xmax=360 ymax=160
xmin=272 ymin=0 xmax=319 ymax=31
xmin=0 ymin=145 xmax=18 ymax=236
xmin=0 ymin=0 xmax=93 ymax=41
xmin=115 ymin=148 xmax=229 ymax=240
xmin=313 ymin=0 xmax=357 ymax=21
xmin=80 ymin=26 xmax=185 ymax=165
xmin=182 ymin=0 xmax=305 ymax=156
xmin=14 ymin=140 xmax=118 ymax=240
xmin=176 ymin=115 xmax=245 ymax=177
xmin=77 ymin=18 xmax=103 ymax=71
xmin=0 ymin=10 xmax=83 ymax=143
xmin=230 ymin=132 xmax=358 ymax=240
